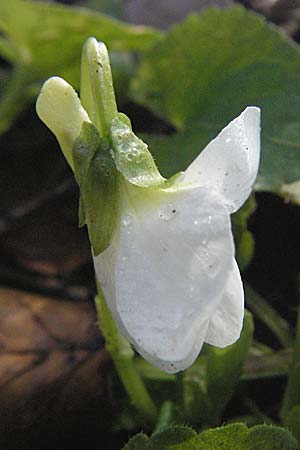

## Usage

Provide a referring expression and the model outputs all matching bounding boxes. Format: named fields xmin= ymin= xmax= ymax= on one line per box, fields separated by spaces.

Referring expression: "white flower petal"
xmin=94 ymin=184 xmax=235 ymax=373
xmin=36 ymin=76 xmax=91 ymax=170
xmin=183 ymin=107 xmax=261 ymax=213
xmin=205 ymin=259 xmax=244 ymax=347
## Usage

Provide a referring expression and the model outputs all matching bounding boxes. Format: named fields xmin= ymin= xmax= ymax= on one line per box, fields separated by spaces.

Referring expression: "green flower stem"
xmin=95 ymin=285 xmax=157 ymax=423
xmin=245 ymin=284 xmax=293 ymax=348
xmin=80 ymin=37 xmax=118 ymax=138
xmin=152 ymin=401 xmax=176 ymax=435
xmin=280 ymin=301 xmax=300 ymax=421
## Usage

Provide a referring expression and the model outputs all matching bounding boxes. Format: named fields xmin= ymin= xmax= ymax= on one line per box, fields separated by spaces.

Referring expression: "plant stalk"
xmin=95 ymin=287 xmax=157 ymax=423
xmin=280 ymin=300 xmax=300 ymax=421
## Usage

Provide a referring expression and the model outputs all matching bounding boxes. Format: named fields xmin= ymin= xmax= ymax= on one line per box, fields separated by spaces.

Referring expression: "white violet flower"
xmin=94 ymin=107 xmax=260 ymax=373
xmin=36 ymin=39 xmax=260 ymax=374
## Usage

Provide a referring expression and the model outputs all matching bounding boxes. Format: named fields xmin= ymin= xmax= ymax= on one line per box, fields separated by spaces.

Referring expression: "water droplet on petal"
xmin=126 ymin=152 xmax=135 ymax=162
xmin=201 ymin=233 xmax=209 ymax=245
xmin=115 ymin=134 xmax=123 ymax=145
xmin=122 ymin=215 xmax=132 ymax=227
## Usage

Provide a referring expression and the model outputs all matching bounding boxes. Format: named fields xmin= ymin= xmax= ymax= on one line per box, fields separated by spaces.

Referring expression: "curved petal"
xmin=94 ymin=183 xmax=235 ymax=373
xmin=205 ymin=259 xmax=244 ymax=347
xmin=36 ymin=76 xmax=91 ymax=170
xmin=183 ymin=107 xmax=261 ymax=213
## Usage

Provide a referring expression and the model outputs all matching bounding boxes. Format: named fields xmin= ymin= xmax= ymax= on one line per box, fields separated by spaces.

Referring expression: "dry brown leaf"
xmin=0 ymin=288 xmax=112 ymax=437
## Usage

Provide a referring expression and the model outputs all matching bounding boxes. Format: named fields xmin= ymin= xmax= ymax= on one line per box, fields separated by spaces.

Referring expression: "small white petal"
xmin=205 ymin=259 xmax=244 ymax=347
xmin=183 ymin=107 xmax=261 ymax=213
xmin=94 ymin=184 xmax=235 ymax=373
xmin=36 ymin=76 xmax=91 ymax=170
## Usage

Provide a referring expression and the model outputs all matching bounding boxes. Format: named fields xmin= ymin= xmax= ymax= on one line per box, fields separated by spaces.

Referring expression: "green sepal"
xmin=72 ymin=121 xmax=99 ymax=189
xmin=116 ymin=111 xmax=132 ymax=129
xmin=80 ymin=37 xmax=118 ymax=138
xmin=161 ymin=171 xmax=185 ymax=189
xmin=109 ymin=113 xmax=166 ymax=187
xmin=72 ymin=121 xmax=118 ymax=255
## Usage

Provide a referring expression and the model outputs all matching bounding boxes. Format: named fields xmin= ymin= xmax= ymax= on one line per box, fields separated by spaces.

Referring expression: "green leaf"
xmin=150 ymin=426 xmax=198 ymax=449
xmin=248 ymin=424 xmax=300 ymax=450
xmin=205 ymin=310 xmax=254 ymax=424
xmin=0 ymin=67 xmax=34 ymax=137
xmin=0 ymin=0 xmax=160 ymax=71
xmin=132 ymin=7 xmax=300 ymax=126
xmin=84 ymin=0 xmax=123 ymax=18
xmin=131 ymin=7 xmax=300 ymax=199
xmin=197 ymin=423 xmax=299 ymax=449
xmin=198 ymin=424 xmax=300 ymax=450
xmin=72 ymin=122 xmax=119 ymax=255
xmin=284 ymin=405 xmax=300 ymax=443
xmin=109 ymin=114 xmax=165 ymax=187
xmin=198 ymin=423 xmax=249 ymax=449
xmin=123 ymin=424 xmax=300 ymax=450
xmin=123 ymin=426 xmax=198 ymax=450
xmin=0 ymin=0 xmax=161 ymax=133
xmin=122 ymin=433 xmax=149 ymax=450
